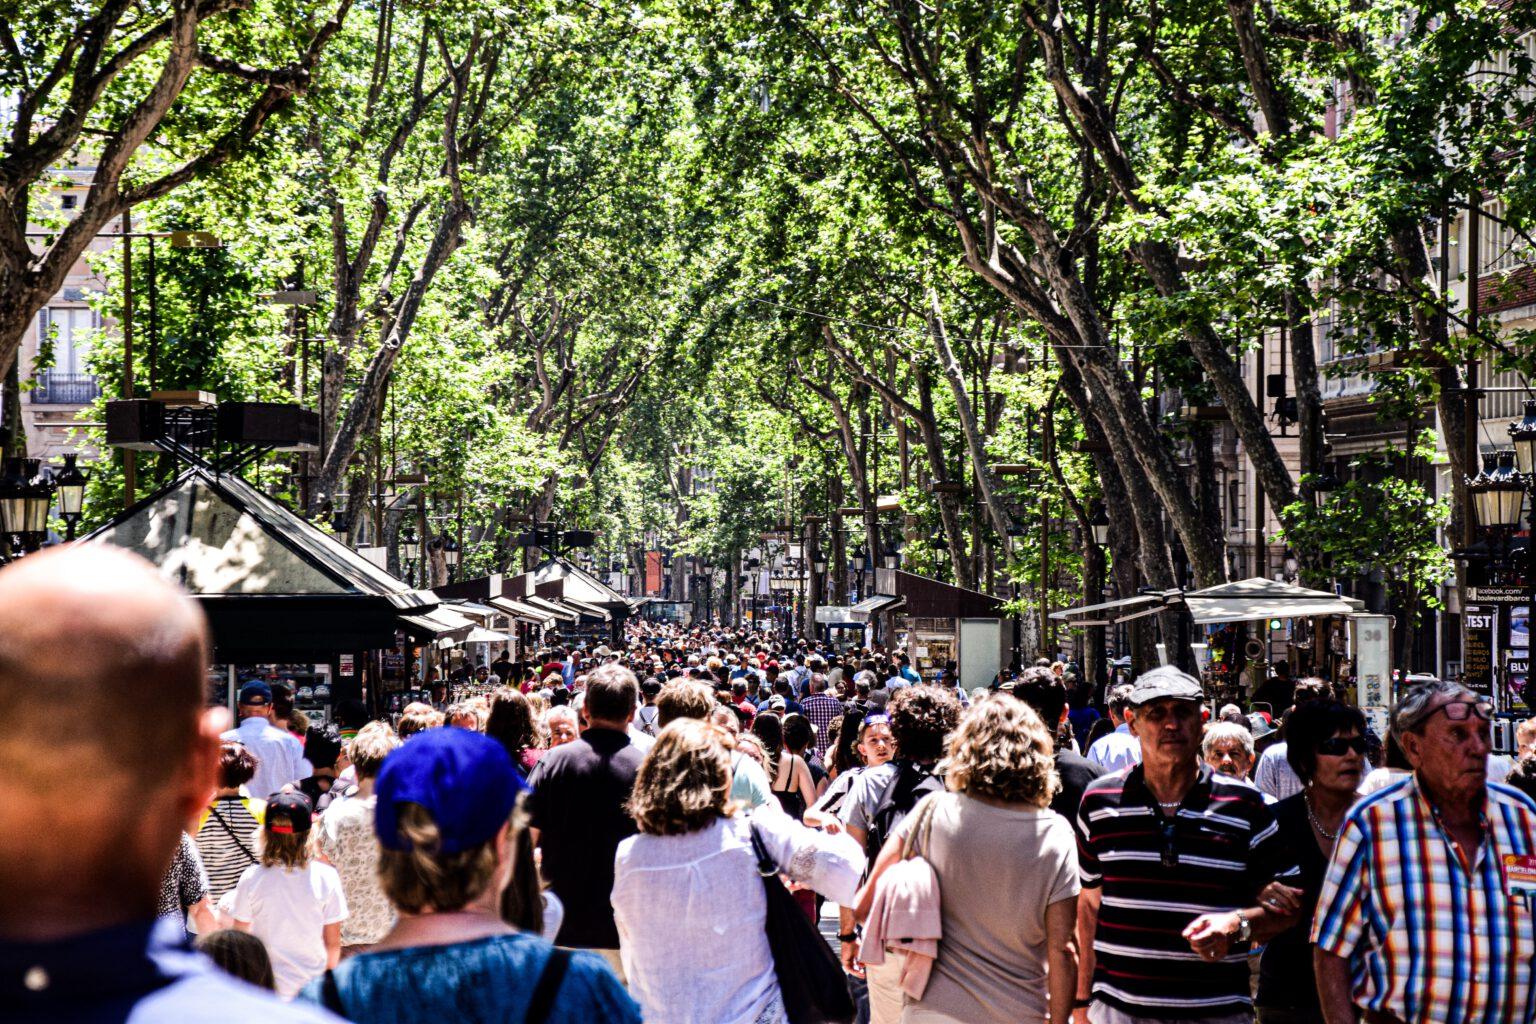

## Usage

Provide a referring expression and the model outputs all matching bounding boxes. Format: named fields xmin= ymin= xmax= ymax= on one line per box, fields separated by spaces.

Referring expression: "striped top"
xmin=1075 ymin=763 xmax=1298 ymax=1019
xmin=194 ymin=796 xmax=264 ymax=904
xmin=1311 ymin=775 xmax=1536 ymax=1024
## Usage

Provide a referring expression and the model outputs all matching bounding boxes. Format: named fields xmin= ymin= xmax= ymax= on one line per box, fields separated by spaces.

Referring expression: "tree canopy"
xmin=11 ymin=0 xmax=1534 ymax=662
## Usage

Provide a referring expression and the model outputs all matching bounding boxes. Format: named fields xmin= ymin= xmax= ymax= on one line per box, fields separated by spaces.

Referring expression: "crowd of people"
xmin=4 ymin=545 xmax=1536 ymax=1024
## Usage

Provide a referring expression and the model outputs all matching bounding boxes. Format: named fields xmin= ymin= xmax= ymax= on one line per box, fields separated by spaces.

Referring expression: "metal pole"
xmin=146 ymin=235 xmax=158 ymax=392
xmin=1464 ymin=187 xmax=1481 ymax=549
xmin=1254 ymin=331 xmax=1266 ymax=580
xmin=121 ymin=211 xmax=136 ymax=506
xmin=1528 ymin=481 xmax=1535 ymax=707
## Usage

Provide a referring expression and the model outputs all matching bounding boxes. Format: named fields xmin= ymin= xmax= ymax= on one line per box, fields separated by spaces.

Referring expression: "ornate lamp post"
xmin=0 ymin=458 xmax=56 ymax=557
xmin=1509 ymin=401 xmax=1536 ymax=671
xmin=1089 ymin=502 xmax=1110 ymax=549
xmin=52 ymin=454 xmax=90 ymax=541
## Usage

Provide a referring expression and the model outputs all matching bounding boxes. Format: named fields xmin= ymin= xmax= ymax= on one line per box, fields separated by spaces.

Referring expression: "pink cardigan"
xmin=859 ymin=854 xmax=942 ymax=999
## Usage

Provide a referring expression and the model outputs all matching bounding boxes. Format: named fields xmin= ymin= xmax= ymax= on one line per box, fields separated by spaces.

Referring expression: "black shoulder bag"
xmin=749 ymin=823 xmax=856 ymax=1024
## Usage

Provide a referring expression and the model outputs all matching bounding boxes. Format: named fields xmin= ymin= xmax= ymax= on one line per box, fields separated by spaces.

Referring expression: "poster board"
xmin=1463 ymin=605 xmax=1497 ymax=699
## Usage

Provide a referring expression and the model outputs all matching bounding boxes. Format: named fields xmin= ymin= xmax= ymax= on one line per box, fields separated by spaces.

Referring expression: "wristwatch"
xmin=837 ymin=931 xmax=859 ymax=943
xmin=1234 ymin=913 xmax=1252 ymax=944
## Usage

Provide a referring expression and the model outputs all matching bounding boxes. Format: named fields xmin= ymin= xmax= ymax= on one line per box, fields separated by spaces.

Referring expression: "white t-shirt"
xmin=231 ymin=861 xmax=347 ymax=998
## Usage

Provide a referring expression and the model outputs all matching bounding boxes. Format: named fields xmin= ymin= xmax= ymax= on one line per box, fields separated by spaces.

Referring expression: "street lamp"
xmin=52 ymin=453 xmax=89 ymax=540
xmin=0 ymin=458 xmax=54 ymax=554
xmin=1469 ymin=451 xmax=1525 ymax=532
xmin=1509 ymin=402 xmax=1536 ymax=689
xmin=1512 ymin=399 xmax=1536 ymax=476
xmin=851 ymin=547 xmax=867 ymax=573
xmin=1089 ymin=502 xmax=1110 ymax=548
xmin=429 ymin=531 xmax=460 ymax=580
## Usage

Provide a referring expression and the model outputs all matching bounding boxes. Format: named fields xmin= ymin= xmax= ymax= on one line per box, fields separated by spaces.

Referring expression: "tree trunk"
xmin=928 ymin=298 xmax=1014 ymax=548
xmin=311 ymin=199 xmax=469 ymax=515
xmin=1 ymin=353 xmax=22 ymax=458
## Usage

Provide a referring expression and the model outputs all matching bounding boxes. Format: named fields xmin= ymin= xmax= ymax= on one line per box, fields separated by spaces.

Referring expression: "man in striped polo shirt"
xmin=1313 ymin=678 xmax=1536 ymax=1024
xmin=1074 ymin=666 xmax=1301 ymax=1024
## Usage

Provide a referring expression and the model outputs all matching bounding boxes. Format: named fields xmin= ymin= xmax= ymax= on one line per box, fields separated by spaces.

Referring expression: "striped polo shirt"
xmin=1075 ymin=763 xmax=1298 ymax=1019
xmin=1312 ymin=775 xmax=1536 ymax=1024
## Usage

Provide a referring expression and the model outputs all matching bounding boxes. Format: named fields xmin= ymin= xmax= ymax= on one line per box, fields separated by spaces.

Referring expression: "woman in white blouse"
xmin=612 ymin=718 xmax=865 ymax=1024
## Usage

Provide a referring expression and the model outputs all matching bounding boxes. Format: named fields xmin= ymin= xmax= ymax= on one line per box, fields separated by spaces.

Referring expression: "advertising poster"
xmin=1463 ymin=605 xmax=1497 ymax=699
xmin=1513 ymin=604 xmax=1530 ymax=651
xmin=1508 ymin=654 xmax=1530 ymax=713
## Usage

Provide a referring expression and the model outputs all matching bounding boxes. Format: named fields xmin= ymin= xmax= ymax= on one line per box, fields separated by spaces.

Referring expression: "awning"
xmin=816 ymin=605 xmax=859 ymax=625
xmin=488 ymin=596 xmax=555 ymax=625
xmin=398 ymin=605 xmax=477 ymax=642
xmin=1050 ymin=578 xmax=1364 ymax=628
xmin=522 ymin=596 xmax=580 ymax=623
xmin=851 ymin=594 xmax=905 ymax=621
xmin=1050 ymin=592 xmax=1175 ymax=625
xmin=463 ymin=625 xmax=515 ymax=644
xmin=443 ymin=600 xmax=500 ymax=623
xmin=1181 ymin=578 xmax=1364 ymax=626
xmin=562 ymin=597 xmax=614 ymax=622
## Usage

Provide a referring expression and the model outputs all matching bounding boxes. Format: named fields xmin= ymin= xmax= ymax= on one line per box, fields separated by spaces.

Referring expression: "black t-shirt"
xmin=1257 ymin=793 xmax=1330 ymax=1013
xmin=525 ymin=728 xmax=644 ymax=948
xmin=1052 ymin=749 xmax=1105 ymax=821
xmin=490 ymin=658 xmax=514 ymax=681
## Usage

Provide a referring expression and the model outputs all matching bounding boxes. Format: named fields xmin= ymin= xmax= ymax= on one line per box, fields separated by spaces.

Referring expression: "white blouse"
xmin=612 ymin=806 xmax=864 ymax=1024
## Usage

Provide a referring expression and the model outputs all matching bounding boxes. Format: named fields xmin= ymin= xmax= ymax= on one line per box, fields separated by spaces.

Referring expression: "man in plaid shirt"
xmin=799 ymin=673 xmax=844 ymax=758
xmin=1313 ymin=678 xmax=1536 ymax=1024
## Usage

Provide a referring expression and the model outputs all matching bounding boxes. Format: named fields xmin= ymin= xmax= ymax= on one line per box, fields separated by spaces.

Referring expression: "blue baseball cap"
xmin=375 ymin=727 xmax=526 ymax=854
xmin=238 ymin=681 xmax=273 ymax=705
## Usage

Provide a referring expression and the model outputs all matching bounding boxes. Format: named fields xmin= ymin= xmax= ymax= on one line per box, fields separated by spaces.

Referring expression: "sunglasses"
xmin=1317 ymin=735 xmax=1369 ymax=756
xmin=863 ymin=713 xmax=890 ymax=726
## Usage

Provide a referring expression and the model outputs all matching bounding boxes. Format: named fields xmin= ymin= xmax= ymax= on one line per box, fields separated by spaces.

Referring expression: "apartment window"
xmin=1227 ymin=479 xmax=1242 ymax=529
xmin=38 ymin=307 xmax=98 ymax=373
xmin=1480 ymin=197 xmax=1532 ymax=275
xmin=60 ymin=193 xmax=77 ymax=210
xmin=1481 ymin=31 xmax=1536 ymax=107
xmin=32 ymin=307 xmax=102 ymax=404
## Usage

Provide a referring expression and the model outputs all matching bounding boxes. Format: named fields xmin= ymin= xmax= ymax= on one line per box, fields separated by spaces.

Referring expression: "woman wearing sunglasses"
xmin=803 ymin=712 xmax=895 ymax=832
xmin=1254 ymin=699 xmax=1368 ymax=1024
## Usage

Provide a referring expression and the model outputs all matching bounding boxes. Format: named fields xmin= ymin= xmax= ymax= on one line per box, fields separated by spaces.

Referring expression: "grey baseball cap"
xmin=1127 ymin=666 xmax=1204 ymax=706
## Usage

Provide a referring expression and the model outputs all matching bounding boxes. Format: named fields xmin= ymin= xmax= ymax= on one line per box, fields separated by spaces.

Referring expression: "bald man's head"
xmin=0 ymin=545 xmax=214 ymax=938
xmin=0 ymin=545 xmax=209 ymax=785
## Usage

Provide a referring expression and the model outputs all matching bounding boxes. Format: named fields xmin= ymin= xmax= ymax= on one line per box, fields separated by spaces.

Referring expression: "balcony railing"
xmin=30 ymin=370 xmax=101 ymax=405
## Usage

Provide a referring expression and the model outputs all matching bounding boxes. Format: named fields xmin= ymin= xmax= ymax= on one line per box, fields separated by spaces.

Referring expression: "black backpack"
xmin=864 ymin=759 xmax=944 ymax=863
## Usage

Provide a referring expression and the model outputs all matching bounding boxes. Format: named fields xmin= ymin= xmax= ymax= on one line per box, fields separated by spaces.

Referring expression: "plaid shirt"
xmin=799 ymin=692 xmax=845 ymax=757
xmin=1312 ymin=774 xmax=1536 ymax=1024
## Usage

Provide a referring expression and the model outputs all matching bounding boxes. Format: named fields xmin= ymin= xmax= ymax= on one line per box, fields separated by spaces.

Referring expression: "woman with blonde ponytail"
xmin=297 ymin=729 xmax=638 ymax=1023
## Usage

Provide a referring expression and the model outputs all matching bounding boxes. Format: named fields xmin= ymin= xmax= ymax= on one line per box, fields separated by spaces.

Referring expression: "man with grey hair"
xmin=1313 ymin=677 xmax=1536 ymax=1024
xmin=1085 ymin=682 xmax=1142 ymax=772
xmin=1075 ymin=666 xmax=1299 ymax=1024
xmin=1201 ymin=721 xmax=1258 ymax=784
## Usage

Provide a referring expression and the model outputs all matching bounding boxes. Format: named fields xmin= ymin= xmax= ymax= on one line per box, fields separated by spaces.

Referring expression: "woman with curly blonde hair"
xmin=611 ymin=719 xmax=866 ymax=1024
xmin=854 ymin=696 xmax=1080 ymax=1024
